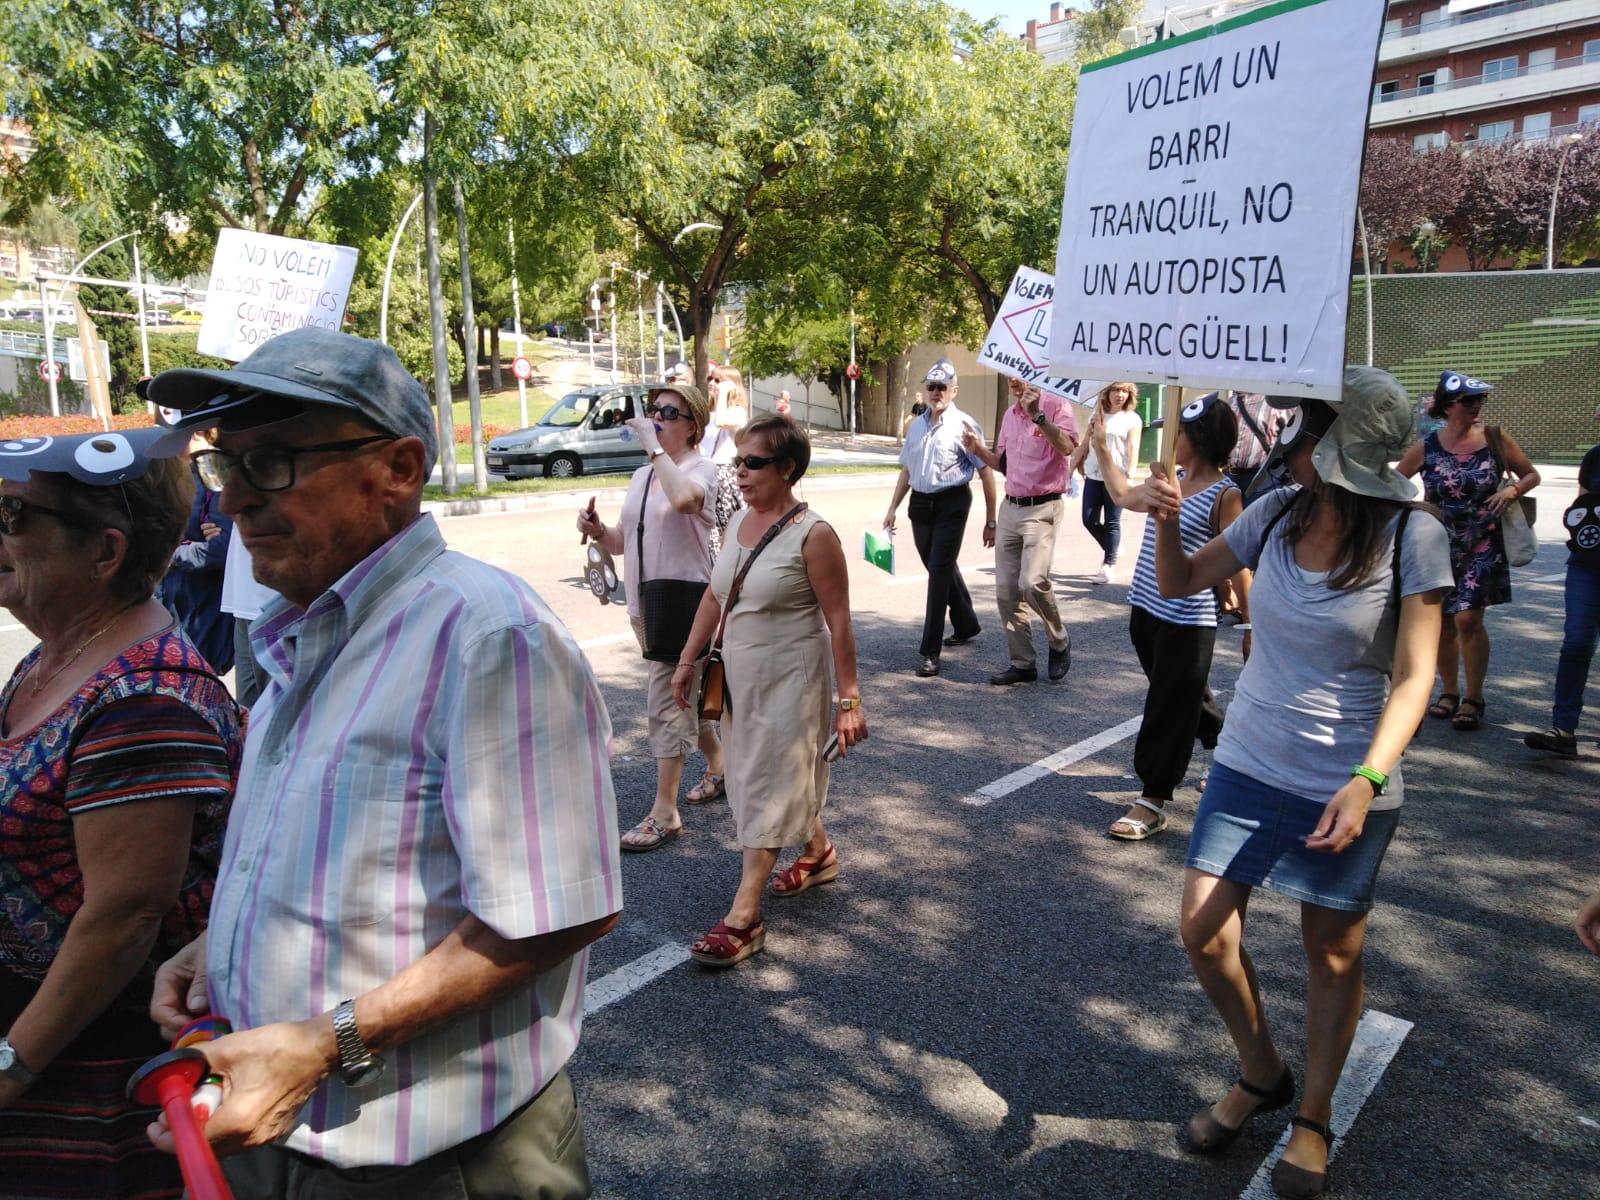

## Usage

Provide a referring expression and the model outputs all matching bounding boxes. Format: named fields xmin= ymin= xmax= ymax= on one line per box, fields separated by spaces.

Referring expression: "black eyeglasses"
xmin=732 ymin=453 xmax=778 ymax=471
xmin=0 ymin=494 xmax=85 ymax=536
xmin=644 ymin=403 xmax=685 ymax=421
xmin=192 ymin=436 xmax=395 ymax=494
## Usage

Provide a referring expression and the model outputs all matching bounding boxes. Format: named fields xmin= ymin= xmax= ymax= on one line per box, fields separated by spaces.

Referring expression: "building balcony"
xmin=1370 ymin=51 xmax=1600 ymax=126
xmin=1380 ymin=0 xmax=1600 ymax=66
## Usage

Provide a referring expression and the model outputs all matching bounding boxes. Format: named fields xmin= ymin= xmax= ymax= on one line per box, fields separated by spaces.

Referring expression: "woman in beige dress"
xmin=673 ymin=415 xmax=867 ymax=966
xmin=577 ymin=382 xmax=728 ymax=850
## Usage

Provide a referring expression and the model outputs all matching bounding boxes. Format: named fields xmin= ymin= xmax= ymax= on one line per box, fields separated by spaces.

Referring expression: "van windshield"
xmin=537 ymin=392 xmax=597 ymax=428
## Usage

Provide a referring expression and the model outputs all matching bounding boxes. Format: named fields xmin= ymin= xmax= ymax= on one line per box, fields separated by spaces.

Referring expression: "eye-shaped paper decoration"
xmin=1278 ymin=407 xmax=1305 ymax=446
xmin=1578 ymin=525 xmax=1600 ymax=551
xmin=1442 ymin=373 xmax=1463 ymax=393
xmin=1464 ymin=376 xmax=1488 ymax=391
xmin=585 ymin=543 xmax=625 ymax=606
xmin=0 ymin=425 xmax=188 ymax=485
xmin=1180 ymin=392 xmax=1219 ymax=424
xmin=1567 ymin=507 xmax=1588 ymax=528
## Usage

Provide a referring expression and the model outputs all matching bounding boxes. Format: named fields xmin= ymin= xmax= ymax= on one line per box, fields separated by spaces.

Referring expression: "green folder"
xmin=863 ymin=528 xmax=895 ymax=575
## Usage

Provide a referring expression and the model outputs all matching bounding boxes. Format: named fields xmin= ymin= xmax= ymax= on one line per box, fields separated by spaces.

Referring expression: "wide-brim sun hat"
xmin=1265 ymin=366 xmax=1418 ymax=503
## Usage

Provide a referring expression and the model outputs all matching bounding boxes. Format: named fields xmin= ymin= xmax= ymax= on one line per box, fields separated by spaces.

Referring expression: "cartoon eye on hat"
xmin=76 ymin=435 xmax=137 ymax=479
xmin=0 ymin=437 xmax=53 ymax=458
xmin=1442 ymin=373 xmax=1463 ymax=393
xmin=1567 ymin=507 xmax=1589 ymax=529
xmin=1277 ymin=407 xmax=1305 ymax=446
xmin=1181 ymin=392 xmax=1219 ymax=423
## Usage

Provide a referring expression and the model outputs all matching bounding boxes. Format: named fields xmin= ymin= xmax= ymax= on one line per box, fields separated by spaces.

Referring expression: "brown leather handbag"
xmin=698 ymin=503 xmax=807 ymax=721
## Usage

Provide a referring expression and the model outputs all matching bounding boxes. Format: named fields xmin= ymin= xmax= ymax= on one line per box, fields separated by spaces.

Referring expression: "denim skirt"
xmin=1185 ymin=763 xmax=1400 ymax=913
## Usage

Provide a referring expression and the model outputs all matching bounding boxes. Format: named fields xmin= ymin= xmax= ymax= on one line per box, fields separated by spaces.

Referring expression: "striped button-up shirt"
xmin=900 ymin=403 xmax=985 ymax=493
xmin=206 ymin=515 xmax=622 ymax=1167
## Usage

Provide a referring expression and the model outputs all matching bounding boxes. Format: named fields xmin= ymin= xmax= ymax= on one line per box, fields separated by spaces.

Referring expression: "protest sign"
xmin=197 ymin=229 xmax=359 ymax=363
xmin=1050 ymin=0 xmax=1385 ymax=400
xmin=977 ymin=266 xmax=1109 ymax=406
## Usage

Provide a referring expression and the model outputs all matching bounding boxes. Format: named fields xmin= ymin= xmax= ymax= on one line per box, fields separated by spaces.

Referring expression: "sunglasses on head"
xmin=732 ymin=453 xmax=779 ymax=471
xmin=644 ymin=402 xmax=685 ymax=421
xmin=0 ymin=494 xmax=86 ymax=537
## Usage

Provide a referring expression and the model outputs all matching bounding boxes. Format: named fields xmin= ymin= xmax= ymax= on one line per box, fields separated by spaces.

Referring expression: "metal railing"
xmin=1399 ymin=0 xmax=1573 ymax=39
xmin=1375 ymin=51 xmax=1598 ymax=105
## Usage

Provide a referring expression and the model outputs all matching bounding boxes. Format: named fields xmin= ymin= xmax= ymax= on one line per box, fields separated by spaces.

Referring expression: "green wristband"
xmin=1351 ymin=764 xmax=1388 ymax=795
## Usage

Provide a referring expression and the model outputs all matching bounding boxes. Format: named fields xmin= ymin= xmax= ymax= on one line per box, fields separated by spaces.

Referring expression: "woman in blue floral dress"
xmin=1398 ymin=370 xmax=1539 ymax=730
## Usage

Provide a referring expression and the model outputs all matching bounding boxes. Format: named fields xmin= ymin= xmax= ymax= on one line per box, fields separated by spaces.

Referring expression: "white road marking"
xmin=584 ymin=942 xmax=691 ymax=1017
xmin=578 ymin=631 xmax=636 ymax=652
xmin=961 ymin=715 xmax=1145 ymax=806
xmin=1236 ymin=1009 xmax=1414 ymax=1200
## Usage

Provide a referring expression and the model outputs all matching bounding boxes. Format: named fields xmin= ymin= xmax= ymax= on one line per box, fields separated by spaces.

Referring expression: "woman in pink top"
xmin=577 ymin=383 xmax=728 ymax=850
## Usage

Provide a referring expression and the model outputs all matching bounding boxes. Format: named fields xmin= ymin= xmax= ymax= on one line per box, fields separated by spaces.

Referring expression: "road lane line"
xmin=583 ymin=942 xmax=691 ymax=1017
xmin=1236 ymin=1009 xmax=1414 ymax=1200
xmin=961 ymin=715 xmax=1145 ymax=806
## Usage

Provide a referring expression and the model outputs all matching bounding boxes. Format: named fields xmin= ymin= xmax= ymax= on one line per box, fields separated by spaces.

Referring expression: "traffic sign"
xmin=512 ymin=355 xmax=533 ymax=381
xmin=38 ymin=359 xmax=62 ymax=383
xmin=845 ymin=362 xmax=861 ymax=381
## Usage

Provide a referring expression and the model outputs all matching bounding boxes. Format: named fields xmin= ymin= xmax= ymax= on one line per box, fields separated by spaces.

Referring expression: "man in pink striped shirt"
xmin=145 ymin=329 xmax=622 ymax=1198
xmin=963 ymin=377 xmax=1079 ymax=686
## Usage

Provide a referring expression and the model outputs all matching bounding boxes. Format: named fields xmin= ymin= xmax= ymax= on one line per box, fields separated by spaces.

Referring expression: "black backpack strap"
xmin=1390 ymin=506 xmax=1414 ymax=611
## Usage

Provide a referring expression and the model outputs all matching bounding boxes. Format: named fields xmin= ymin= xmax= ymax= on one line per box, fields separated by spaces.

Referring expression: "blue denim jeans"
xmin=1553 ymin=563 xmax=1600 ymax=731
xmin=1081 ymin=477 xmax=1122 ymax=565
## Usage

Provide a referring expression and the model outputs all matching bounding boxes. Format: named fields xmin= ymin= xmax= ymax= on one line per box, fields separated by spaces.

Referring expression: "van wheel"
xmin=545 ymin=454 xmax=581 ymax=479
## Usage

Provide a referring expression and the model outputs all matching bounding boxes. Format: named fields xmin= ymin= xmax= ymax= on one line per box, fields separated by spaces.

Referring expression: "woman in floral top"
xmin=1398 ymin=370 xmax=1539 ymax=731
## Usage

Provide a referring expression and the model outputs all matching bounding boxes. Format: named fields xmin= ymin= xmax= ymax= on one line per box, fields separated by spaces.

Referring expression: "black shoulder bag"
xmin=637 ymin=475 xmax=711 ymax=663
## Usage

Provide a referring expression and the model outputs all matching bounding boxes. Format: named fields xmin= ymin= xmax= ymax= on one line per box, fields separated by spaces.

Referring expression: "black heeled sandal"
xmin=1182 ymin=1065 xmax=1295 ymax=1154
xmin=1271 ymin=1116 xmax=1335 ymax=1199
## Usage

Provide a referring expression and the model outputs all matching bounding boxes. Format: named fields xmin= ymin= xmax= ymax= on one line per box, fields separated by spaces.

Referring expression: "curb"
xmin=423 ymin=465 xmax=899 ymax=520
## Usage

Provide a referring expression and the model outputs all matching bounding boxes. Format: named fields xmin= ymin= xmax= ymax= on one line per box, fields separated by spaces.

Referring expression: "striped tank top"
xmin=1128 ymin=477 xmax=1233 ymax=627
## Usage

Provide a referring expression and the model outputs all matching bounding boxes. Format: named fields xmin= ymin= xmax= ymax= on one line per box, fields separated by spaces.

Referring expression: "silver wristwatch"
xmin=0 ymin=1037 xmax=37 ymax=1090
xmin=331 ymin=999 xmax=384 ymax=1088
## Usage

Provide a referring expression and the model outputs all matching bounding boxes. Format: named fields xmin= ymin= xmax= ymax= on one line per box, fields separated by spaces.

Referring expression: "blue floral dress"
xmin=1420 ymin=431 xmax=1511 ymax=614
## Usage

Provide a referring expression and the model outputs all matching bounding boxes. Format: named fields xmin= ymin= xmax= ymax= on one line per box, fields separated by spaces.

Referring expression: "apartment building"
xmin=1372 ymin=0 xmax=1600 ymax=147
xmin=1063 ymin=0 xmax=1600 ymax=147
xmin=1020 ymin=2 xmax=1081 ymax=67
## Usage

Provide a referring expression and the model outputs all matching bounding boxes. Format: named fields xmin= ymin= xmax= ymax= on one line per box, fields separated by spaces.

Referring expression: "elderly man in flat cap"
xmin=144 ymin=328 xmax=621 ymax=1199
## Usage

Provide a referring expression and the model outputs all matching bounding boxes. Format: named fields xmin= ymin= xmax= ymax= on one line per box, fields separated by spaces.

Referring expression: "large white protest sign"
xmin=1050 ymin=0 xmax=1385 ymax=400
xmin=977 ymin=266 xmax=1110 ymax=406
xmin=197 ymin=229 xmax=359 ymax=362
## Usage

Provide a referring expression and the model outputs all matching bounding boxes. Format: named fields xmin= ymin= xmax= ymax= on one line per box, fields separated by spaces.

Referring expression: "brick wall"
xmin=1350 ymin=267 xmax=1600 ymax=457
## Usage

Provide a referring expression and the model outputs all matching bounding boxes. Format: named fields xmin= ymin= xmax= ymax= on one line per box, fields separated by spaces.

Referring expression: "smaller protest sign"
xmin=863 ymin=528 xmax=895 ymax=575
xmin=978 ymin=267 xmax=1109 ymax=407
xmin=197 ymin=228 xmax=359 ymax=363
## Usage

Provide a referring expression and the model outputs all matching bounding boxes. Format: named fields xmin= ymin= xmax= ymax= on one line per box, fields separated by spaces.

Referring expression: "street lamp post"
xmin=379 ymin=191 xmax=425 ymax=345
xmin=1547 ymin=131 xmax=1586 ymax=271
xmin=1417 ymin=219 xmax=1438 ymax=273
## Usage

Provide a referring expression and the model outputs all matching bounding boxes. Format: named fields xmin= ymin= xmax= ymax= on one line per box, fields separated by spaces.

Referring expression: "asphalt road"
xmin=2 ymin=473 xmax=1595 ymax=1198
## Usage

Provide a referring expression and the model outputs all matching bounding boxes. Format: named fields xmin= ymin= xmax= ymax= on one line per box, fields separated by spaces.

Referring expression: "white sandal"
xmin=1108 ymin=798 xmax=1168 ymax=841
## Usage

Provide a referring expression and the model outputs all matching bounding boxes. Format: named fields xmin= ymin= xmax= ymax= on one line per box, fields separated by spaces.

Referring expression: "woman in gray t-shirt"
xmin=1138 ymin=368 xmax=1452 ymax=1200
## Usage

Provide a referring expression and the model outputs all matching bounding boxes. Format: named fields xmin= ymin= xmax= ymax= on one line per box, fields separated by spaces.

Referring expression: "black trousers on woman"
xmin=909 ymin=484 xmax=982 ymax=659
xmin=1128 ymin=606 xmax=1223 ymax=802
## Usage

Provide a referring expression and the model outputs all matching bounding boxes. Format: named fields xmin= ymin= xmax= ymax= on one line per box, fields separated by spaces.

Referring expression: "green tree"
xmin=1073 ymin=0 xmax=1141 ymax=68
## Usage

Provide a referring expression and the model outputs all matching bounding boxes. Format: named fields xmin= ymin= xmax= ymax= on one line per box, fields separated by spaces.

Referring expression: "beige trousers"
xmin=995 ymin=498 xmax=1068 ymax=669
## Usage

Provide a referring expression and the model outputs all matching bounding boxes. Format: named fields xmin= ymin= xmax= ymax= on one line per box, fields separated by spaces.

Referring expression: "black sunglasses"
xmin=732 ymin=453 xmax=779 ymax=471
xmin=924 ymin=383 xmax=949 ymax=392
xmin=644 ymin=402 xmax=685 ymax=421
xmin=193 ymin=436 xmax=395 ymax=494
xmin=0 ymin=494 xmax=86 ymax=536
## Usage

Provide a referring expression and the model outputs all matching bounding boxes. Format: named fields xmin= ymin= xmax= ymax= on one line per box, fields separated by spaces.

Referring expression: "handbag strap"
xmin=708 ymin=503 xmax=808 ymax=653
xmin=1484 ymin=424 xmax=1510 ymax=483
xmin=1233 ymin=393 xmax=1270 ymax=453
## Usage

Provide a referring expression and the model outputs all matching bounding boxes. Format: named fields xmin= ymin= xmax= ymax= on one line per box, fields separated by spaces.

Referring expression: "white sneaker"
xmin=1093 ymin=564 xmax=1113 ymax=584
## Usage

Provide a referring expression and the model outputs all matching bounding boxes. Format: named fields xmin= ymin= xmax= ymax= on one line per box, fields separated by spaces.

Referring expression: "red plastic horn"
xmin=126 ymin=1047 xmax=233 ymax=1200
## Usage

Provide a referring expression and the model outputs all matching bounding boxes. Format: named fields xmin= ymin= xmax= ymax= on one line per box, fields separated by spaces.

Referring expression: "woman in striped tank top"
xmin=1089 ymin=393 xmax=1248 ymax=840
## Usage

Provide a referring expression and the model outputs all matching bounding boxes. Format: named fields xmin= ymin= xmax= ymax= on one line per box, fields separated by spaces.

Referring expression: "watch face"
xmin=0 ymin=1043 xmax=14 ymax=1071
xmin=341 ymin=1056 xmax=385 ymax=1088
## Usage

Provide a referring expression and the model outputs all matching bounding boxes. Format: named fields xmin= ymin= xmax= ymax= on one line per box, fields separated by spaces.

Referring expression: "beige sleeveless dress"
xmin=711 ymin=507 xmax=834 ymax=849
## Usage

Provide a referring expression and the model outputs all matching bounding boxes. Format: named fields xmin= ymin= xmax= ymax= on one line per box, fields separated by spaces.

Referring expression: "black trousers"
xmin=909 ymin=485 xmax=981 ymax=658
xmin=1129 ymin=606 xmax=1223 ymax=802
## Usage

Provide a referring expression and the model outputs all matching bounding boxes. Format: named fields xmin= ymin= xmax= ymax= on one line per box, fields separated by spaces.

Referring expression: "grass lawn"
xmin=448 ymin=386 xmax=557 ymax=436
xmin=424 ymin=461 xmax=898 ymax=503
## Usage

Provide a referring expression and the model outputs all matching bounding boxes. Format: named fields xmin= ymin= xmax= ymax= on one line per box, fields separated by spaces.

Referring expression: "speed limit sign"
xmin=38 ymin=360 xmax=62 ymax=383
xmin=512 ymin=355 xmax=533 ymax=381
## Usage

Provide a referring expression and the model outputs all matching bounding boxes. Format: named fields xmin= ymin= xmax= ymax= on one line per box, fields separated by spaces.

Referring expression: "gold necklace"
xmin=30 ymin=614 xmax=124 ymax=697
